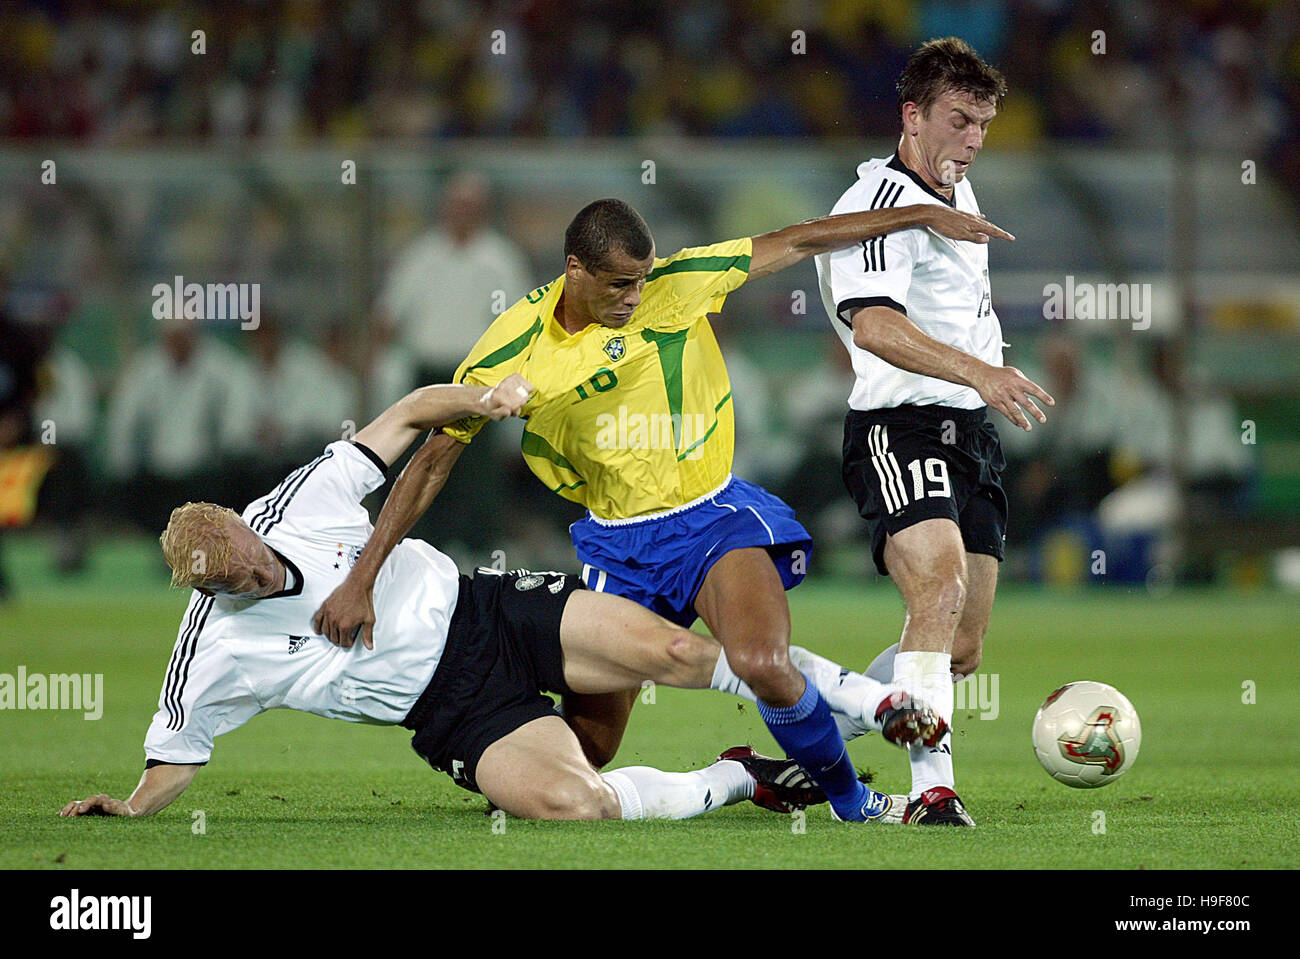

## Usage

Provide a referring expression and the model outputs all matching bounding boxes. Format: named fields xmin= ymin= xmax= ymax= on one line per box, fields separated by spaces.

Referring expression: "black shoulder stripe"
xmin=861 ymin=179 xmax=905 ymax=273
xmin=246 ymin=451 xmax=328 ymax=533
xmin=245 ymin=458 xmax=315 ymax=533
xmin=861 ymin=238 xmax=875 ymax=272
xmin=251 ymin=450 xmax=333 ymax=535
xmin=245 ymin=465 xmax=299 ymax=533
xmin=868 ymin=179 xmax=889 ymax=211
xmin=163 ymin=593 xmax=214 ymax=732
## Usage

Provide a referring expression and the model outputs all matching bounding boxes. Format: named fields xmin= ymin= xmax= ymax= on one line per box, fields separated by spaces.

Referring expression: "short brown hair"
xmin=159 ymin=502 xmax=240 ymax=589
xmin=896 ymin=37 xmax=1006 ymax=120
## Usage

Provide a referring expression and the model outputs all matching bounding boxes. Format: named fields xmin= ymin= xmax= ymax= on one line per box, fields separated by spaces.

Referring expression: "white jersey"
xmin=815 ymin=154 xmax=1004 ymax=411
xmin=143 ymin=441 xmax=460 ymax=766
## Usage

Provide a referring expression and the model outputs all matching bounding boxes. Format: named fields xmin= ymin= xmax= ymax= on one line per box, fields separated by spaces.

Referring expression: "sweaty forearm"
xmin=401 ymin=384 xmax=490 ymax=432
xmin=353 ymin=384 xmax=490 ymax=467
xmin=853 ymin=306 xmax=987 ymax=389
xmin=751 ymin=206 xmax=933 ymax=279
xmin=788 ymin=205 xmax=933 ymax=257
xmin=352 ymin=432 xmax=465 ymax=583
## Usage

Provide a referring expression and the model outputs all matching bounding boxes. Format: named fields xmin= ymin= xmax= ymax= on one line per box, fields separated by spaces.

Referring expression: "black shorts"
xmin=842 ymin=404 xmax=1008 ymax=577
xmin=401 ymin=568 xmax=583 ymax=792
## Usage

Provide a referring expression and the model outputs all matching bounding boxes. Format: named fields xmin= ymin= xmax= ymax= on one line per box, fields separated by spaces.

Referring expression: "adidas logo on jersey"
xmin=287 ymin=635 xmax=310 ymax=654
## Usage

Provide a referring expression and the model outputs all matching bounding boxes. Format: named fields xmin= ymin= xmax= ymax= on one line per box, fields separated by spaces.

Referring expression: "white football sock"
xmin=893 ymin=650 xmax=956 ymax=798
xmin=865 ymin=642 xmax=899 ymax=684
xmin=713 ymin=648 xmax=890 ymax=741
xmin=601 ymin=761 xmax=754 ymax=820
xmin=787 ymin=645 xmax=891 ymax=740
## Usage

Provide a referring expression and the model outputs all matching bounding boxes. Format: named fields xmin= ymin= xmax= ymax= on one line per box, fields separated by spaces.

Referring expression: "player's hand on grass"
xmin=60 ymin=794 xmax=134 ymax=817
xmin=479 ymin=374 xmax=533 ymax=420
xmin=313 ymin=578 xmax=376 ymax=650
xmin=973 ymin=364 xmax=1055 ymax=431
xmin=925 ymin=207 xmax=1014 ymax=244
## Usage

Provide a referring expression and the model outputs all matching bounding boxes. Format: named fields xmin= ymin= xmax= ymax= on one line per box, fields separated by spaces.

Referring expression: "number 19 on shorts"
xmin=869 ymin=425 xmax=951 ymax=514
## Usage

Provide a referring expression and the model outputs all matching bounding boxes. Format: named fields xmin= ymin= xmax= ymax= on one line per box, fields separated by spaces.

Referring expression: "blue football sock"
xmin=757 ymin=675 xmax=874 ymax=820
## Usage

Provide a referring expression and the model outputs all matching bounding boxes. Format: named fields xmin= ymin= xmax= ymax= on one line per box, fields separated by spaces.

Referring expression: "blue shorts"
xmin=569 ymin=475 xmax=813 ymax=628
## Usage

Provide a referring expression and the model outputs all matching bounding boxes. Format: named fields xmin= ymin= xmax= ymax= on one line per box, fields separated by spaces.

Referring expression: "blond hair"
xmin=159 ymin=502 xmax=241 ymax=589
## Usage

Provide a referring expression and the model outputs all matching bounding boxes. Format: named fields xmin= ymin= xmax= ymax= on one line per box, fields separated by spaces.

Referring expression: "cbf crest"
xmin=603 ymin=336 xmax=626 ymax=362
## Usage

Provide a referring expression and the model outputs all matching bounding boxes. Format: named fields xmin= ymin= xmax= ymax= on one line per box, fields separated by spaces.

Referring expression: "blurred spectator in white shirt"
xmin=243 ymin=317 xmax=358 ymax=456
xmin=377 ymin=171 xmax=532 ymax=383
xmin=34 ymin=343 xmax=96 ymax=572
xmin=375 ymin=172 xmax=531 ymax=557
xmin=1117 ymin=340 xmax=1254 ymax=491
xmin=227 ymin=316 xmax=361 ymax=506
xmin=322 ymin=319 xmax=416 ymax=424
xmin=1002 ymin=333 xmax=1129 ymax=533
xmin=105 ymin=318 xmax=255 ymax=531
xmin=773 ymin=340 xmax=866 ymax=557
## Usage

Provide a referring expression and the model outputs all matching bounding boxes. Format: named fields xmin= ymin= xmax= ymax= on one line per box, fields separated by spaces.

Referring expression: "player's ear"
xmin=902 ymin=101 xmax=920 ymax=133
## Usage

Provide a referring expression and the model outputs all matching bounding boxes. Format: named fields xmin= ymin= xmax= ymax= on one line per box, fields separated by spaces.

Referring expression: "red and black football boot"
xmin=717 ymin=745 xmax=827 ymax=813
xmin=902 ymin=786 xmax=977 ymax=826
xmin=874 ymin=691 xmax=948 ymax=748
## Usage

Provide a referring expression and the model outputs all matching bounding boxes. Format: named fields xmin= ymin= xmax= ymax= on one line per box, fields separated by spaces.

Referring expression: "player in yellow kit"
xmin=315 ymin=197 xmax=1011 ymax=822
xmin=444 ymin=237 xmax=751 ymax=521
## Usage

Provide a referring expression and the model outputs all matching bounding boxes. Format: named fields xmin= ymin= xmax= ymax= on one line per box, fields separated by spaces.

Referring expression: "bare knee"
xmin=533 ymin=776 xmax=620 ymax=821
xmin=660 ymin=629 xmax=719 ymax=687
xmin=725 ymin=641 xmax=800 ymax=702
xmin=936 ymin=569 xmax=969 ymax=619
xmin=908 ymin=565 xmax=969 ymax=627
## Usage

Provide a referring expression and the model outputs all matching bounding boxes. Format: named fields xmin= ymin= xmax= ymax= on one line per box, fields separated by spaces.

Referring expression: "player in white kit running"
xmin=60 ymin=376 xmax=936 ymax=822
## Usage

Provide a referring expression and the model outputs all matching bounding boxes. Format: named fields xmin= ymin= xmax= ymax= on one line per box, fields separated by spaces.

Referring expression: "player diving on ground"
xmin=60 ymin=376 xmax=944 ymax=822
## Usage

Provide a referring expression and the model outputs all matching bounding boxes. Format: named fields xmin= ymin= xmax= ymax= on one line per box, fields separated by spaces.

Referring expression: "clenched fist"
xmin=479 ymin=374 xmax=533 ymax=420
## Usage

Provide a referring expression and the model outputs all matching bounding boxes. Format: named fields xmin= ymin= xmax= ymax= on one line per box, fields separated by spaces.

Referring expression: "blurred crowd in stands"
xmin=1 ymin=161 xmax=1256 ymax=593
xmin=0 ymin=170 xmax=552 ymax=595
xmin=0 ymin=0 xmax=1282 ymax=595
xmin=3 ymin=0 xmax=1297 ymax=185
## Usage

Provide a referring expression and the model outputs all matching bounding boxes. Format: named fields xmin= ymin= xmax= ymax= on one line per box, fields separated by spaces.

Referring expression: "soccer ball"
xmin=1031 ymin=681 xmax=1141 ymax=788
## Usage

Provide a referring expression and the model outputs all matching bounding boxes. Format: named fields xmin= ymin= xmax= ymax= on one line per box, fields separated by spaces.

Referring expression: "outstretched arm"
xmin=59 ymin=762 xmax=200 ymax=818
xmin=747 ymin=204 xmax=1013 ymax=280
xmin=352 ymin=377 xmax=531 ymax=468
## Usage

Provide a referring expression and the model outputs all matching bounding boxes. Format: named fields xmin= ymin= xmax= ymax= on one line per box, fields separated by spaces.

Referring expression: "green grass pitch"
xmin=2 ymin=537 xmax=1296 ymax=870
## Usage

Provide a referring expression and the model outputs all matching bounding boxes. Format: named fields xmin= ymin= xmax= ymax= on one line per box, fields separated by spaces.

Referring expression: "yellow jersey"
xmin=444 ymin=237 xmax=752 ymax=519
